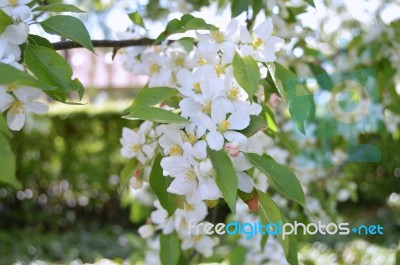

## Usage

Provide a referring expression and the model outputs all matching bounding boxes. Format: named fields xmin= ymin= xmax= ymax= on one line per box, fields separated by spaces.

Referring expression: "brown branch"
xmin=52 ymin=38 xmax=157 ymax=51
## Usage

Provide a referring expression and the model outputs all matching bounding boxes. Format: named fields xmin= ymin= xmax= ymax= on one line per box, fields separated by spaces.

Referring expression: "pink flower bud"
xmin=225 ymin=143 xmax=240 ymax=157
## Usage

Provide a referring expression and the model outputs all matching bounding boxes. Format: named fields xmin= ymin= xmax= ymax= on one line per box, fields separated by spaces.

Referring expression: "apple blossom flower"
xmin=0 ymin=86 xmax=48 ymax=131
xmin=239 ymin=19 xmax=284 ymax=62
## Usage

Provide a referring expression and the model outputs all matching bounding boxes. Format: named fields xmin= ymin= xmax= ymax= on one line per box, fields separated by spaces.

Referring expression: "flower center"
xmin=253 ymin=38 xmax=263 ymax=49
xmin=185 ymin=168 xmax=197 ymax=181
xmin=8 ymin=84 xmax=17 ymax=92
xmin=228 ymin=87 xmax=240 ymax=100
xmin=175 ymin=57 xmax=185 ymax=66
xmin=131 ymin=144 xmax=141 ymax=152
xmin=202 ymin=101 xmax=212 ymax=114
xmin=193 ymin=82 xmax=202 ymax=93
xmin=211 ymin=31 xmax=225 ymax=43
xmin=218 ymin=120 xmax=230 ymax=132
xmin=194 ymin=235 xmax=202 ymax=242
xmin=169 ymin=144 xmax=183 ymax=156
xmin=214 ymin=64 xmax=224 ymax=77
xmin=198 ymin=58 xmax=207 ymax=66
xmin=184 ymin=203 xmax=195 ymax=211
xmin=183 ymin=133 xmax=197 ymax=144
xmin=10 ymin=101 xmax=25 ymax=114
xmin=8 ymin=0 xmax=17 ymax=6
xmin=149 ymin=63 xmax=159 ymax=74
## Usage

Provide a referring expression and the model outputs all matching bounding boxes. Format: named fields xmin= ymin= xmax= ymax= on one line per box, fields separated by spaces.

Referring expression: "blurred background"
xmin=1 ymin=0 xmax=400 ymax=264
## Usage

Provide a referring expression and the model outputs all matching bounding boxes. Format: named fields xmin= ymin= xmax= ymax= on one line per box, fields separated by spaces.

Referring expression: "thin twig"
xmin=52 ymin=38 xmax=157 ymax=50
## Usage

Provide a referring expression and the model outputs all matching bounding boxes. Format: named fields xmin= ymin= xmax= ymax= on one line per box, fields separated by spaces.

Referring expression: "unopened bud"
xmin=199 ymin=159 xmax=213 ymax=176
xmin=225 ymin=143 xmax=240 ymax=157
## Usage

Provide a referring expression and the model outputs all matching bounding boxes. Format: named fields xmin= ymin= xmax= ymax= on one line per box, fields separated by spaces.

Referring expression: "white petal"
xmin=232 ymin=153 xmax=252 ymax=171
xmin=239 ymin=27 xmax=252 ymax=43
xmin=237 ymin=172 xmax=254 ymax=193
xmin=13 ymin=87 xmax=41 ymax=102
xmin=5 ymin=23 xmax=28 ymax=45
xmin=24 ymin=102 xmax=48 ymax=114
xmin=211 ymin=102 xmax=228 ymax=124
xmin=0 ymin=93 xmax=14 ymax=112
xmin=192 ymin=141 xmax=207 ymax=160
xmin=167 ymin=177 xmax=194 ymax=195
xmin=176 ymin=69 xmax=193 ymax=88
xmin=228 ymin=111 xmax=250 ymax=130
xmin=198 ymin=177 xmax=220 ymax=200
xmin=268 ymin=36 xmax=285 ymax=51
xmin=206 ymin=131 xmax=224 ymax=151
xmin=11 ymin=5 xmax=31 ymax=21
xmin=254 ymin=19 xmax=273 ymax=39
xmin=224 ymin=131 xmax=247 ymax=145
xmin=6 ymin=106 xmax=25 ymax=131
xmin=197 ymin=112 xmax=217 ymax=131
xmin=225 ymin=19 xmax=239 ymax=38
xmin=180 ymin=98 xmax=202 ymax=118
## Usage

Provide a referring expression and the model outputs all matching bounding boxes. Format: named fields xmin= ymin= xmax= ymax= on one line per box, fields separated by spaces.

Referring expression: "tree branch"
xmin=52 ymin=38 xmax=157 ymax=50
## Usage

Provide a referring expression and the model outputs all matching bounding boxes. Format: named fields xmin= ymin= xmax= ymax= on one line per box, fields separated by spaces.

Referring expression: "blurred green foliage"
xmin=0 ymin=108 xmax=137 ymax=229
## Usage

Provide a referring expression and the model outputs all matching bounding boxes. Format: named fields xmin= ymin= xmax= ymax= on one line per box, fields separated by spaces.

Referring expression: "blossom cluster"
xmin=119 ymin=18 xmax=285 ymax=262
xmin=0 ymin=0 xmax=48 ymax=131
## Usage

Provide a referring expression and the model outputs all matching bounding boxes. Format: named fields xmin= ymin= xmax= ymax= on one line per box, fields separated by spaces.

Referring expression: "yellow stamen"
xmin=214 ymin=64 xmax=224 ymax=77
xmin=8 ymin=84 xmax=17 ymax=92
xmin=182 ymin=133 xmax=197 ymax=144
xmin=194 ymin=235 xmax=202 ymax=241
xmin=218 ymin=120 xmax=230 ymax=132
xmin=10 ymin=101 xmax=25 ymax=115
xmin=184 ymin=203 xmax=195 ymax=211
xmin=253 ymin=38 xmax=263 ymax=49
xmin=175 ymin=57 xmax=185 ymax=66
xmin=228 ymin=87 xmax=240 ymax=100
xmin=169 ymin=144 xmax=183 ymax=156
xmin=198 ymin=58 xmax=207 ymax=66
xmin=211 ymin=31 xmax=224 ymax=43
xmin=193 ymin=82 xmax=202 ymax=93
xmin=8 ymin=0 xmax=17 ymax=6
xmin=149 ymin=63 xmax=159 ymax=74
xmin=202 ymin=101 xmax=212 ymax=114
xmin=185 ymin=168 xmax=197 ymax=181
xmin=131 ymin=144 xmax=141 ymax=152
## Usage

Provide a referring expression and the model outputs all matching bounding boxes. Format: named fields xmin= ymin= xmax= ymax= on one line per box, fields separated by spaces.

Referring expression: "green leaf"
xmin=123 ymin=107 xmax=187 ymax=124
xmin=128 ymin=12 xmax=146 ymax=29
xmin=0 ymin=63 xmax=58 ymax=96
xmin=28 ymin=34 xmax=55 ymax=49
xmin=207 ymin=148 xmax=238 ymax=213
xmin=120 ymin=158 xmax=137 ymax=193
xmin=155 ymin=14 xmax=217 ymax=43
xmin=308 ymin=63 xmax=333 ymax=91
xmin=0 ymin=9 xmax=13 ymax=33
xmin=24 ymin=44 xmax=85 ymax=101
xmin=0 ymin=134 xmax=21 ymax=189
xmin=264 ymin=105 xmax=278 ymax=132
xmin=286 ymin=234 xmax=299 ymax=265
xmin=257 ymin=190 xmax=291 ymax=260
xmin=0 ymin=115 xmax=12 ymax=139
xmin=251 ymin=0 xmax=263 ymax=17
xmin=149 ymin=154 xmax=177 ymax=216
xmin=124 ymin=87 xmax=178 ymax=113
xmin=33 ymin=4 xmax=85 ymax=13
xmin=231 ymin=0 xmax=250 ymax=17
xmin=233 ymin=53 xmax=260 ymax=99
xmin=304 ymin=0 xmax=316 ymax=8
xmin=247 ymin=153 xmax=305 ymax=207
xmin=237 ymin=115 xmax=266 ymax=137
xmin=229 ymin=246 xmax=247 ymax=265
xmin=267 ymin=62 xmax=314 ymax=134
xmin=40 ymin=15 xmax=94 ymax=52
xmin=160 ymin=231 xmax=180 ymax=265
